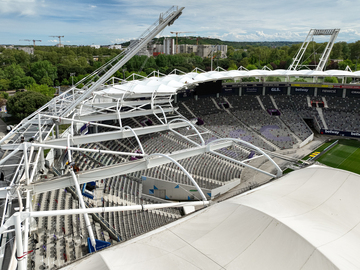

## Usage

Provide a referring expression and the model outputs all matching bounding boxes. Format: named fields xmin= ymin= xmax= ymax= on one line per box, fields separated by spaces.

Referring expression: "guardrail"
xmin=66 ymin=186 xmax=122 ymax=242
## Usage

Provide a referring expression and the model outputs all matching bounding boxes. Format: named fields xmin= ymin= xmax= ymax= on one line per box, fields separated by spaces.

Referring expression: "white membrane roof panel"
xmin=64 ymin=165 xmax=360 ymax=270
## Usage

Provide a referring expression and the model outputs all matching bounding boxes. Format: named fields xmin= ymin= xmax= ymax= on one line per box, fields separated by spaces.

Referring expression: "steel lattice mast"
xmin=0 ymin=6 xmax=185 ymax=270
xmin=288 ymin=29 xmax=340 ymax=71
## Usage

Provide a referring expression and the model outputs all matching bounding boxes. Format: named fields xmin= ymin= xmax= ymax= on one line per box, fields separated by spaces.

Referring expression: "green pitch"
xmin=317 ymin=139 xmax=360 ymax=175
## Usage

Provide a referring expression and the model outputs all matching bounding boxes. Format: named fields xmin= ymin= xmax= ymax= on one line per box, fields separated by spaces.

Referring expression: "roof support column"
xmin=15 ymin=213 xmax=25 ymax=270
xmin=67 ymin=135 xmax=96 ymax=249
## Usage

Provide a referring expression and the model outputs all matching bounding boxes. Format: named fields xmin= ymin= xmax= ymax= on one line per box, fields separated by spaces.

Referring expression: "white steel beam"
xmin=26 ymin=107 xmax=177 ymax=125
xmin=20 ymin=139 xmax=281 ymax=196
xmin=0 ymin=135 xmax=283 ymax=199
xmin=71 ymin=108 xmax=176 ymax=123
xmin=31 ymin=143 xmax=145 ymax=157
xmin=316 ymin=29 xmax=340 ymax=71
xmin=25 ymin=141 xmax=234 ymax=195
xmin=1 ymin=122 xmax=190 ymax=150
xmin=86 ymin=99 xmax=173 ymax=109
xmin=207 ymin=138 xmax=282 ymax=177
xmin=149 ymin=153 xmax=207 ymax=201
xmin=60 ymin=7 xmax=184 ymax=118
xmin=0 ymin=201 xmax=210 ymax=236
xmin=288 ymin=29 xmax=315 ymax=71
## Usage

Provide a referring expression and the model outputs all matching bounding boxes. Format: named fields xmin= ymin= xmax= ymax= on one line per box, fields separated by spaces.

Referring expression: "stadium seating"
xmin=28 ymin=90 xmax=360 ymax=270
xmin=226 ymin=96 xmax=298 ymax=149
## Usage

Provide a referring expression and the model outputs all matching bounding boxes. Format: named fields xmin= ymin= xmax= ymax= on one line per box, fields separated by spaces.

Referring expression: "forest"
xmin=1 ymin=40 xmax=360 ymax=92
xmin=1 ymin=39 xmax=360 ymax=119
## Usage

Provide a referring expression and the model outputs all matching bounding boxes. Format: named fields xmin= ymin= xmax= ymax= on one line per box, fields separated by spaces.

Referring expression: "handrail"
xmin=67 ymin=186 xmax=121 ymax=242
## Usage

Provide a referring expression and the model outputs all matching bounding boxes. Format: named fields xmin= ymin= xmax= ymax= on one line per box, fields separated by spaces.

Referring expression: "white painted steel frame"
xmin=1 ymin=122 xmax=190 ymax=150
xmin=288 ymin=28 xmax=340 ymax=71
xmin=0 ymin=201 xmax=210 ymax=270
xmin=60 ymin=6 xmax=184 ymax=119
xmin=316 ymin=29 xmax=340 ymax=71
xmin=3 ymin=140 xmax=278 ymax=197
xmin=207 ymin=138 xmax=282 ymax=178
xmin=288 ymin=30 xmax=315 ymax=71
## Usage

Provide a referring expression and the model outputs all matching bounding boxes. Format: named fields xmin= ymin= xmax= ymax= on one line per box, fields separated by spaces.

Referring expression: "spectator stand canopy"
xmin=83 ymin=68 xmax=360 ymax=110
xmin=62 ymin=165 xmax=360 ymax=270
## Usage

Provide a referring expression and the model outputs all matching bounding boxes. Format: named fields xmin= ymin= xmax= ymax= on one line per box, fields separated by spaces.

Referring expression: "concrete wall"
xmin=299 ymin=133 xmax=314 ymax=148
xmin=45 ymin=148 xmax=55 ymax=168
xmin=141 ymin=176 xmax=212 ymax=201
xmin=211 ymin=179 xmax=241 ymax=199
xmin=141 ymin=176 xmax=241 ymax=201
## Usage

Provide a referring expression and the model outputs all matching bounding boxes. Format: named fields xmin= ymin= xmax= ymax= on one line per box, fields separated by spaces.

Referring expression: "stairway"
xmin=270 ymin=96 xmax=279 ymax=110
xmin=316 ymin=107 xmax=328 ymax=129
xmin=256 ymin=96 xmax=266 ymax=111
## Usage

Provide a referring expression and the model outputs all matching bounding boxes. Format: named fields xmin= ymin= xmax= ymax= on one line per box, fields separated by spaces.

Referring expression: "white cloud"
xmin=0 ymin=0 xmax=39 ymax=15
xmin=342 ymin=29 xmax=360 ymax=36
xmin=112 ymin=38 xmax=127 ymax=43
xmin=1 ymin=0 xmax=360 ymax=44
xmin=48 ymin=39 xmax=58 ymax=43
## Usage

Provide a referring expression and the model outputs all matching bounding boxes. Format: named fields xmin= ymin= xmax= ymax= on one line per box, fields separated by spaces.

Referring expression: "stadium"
xmin=1 ymin=6 xmax=360 ymax=270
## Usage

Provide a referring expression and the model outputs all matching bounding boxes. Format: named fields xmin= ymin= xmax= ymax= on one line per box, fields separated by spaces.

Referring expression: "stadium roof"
xmin=94 ymin=69 xmax=360 ymax=98
xmin=63 ymin=165 xmax=360 ymax=270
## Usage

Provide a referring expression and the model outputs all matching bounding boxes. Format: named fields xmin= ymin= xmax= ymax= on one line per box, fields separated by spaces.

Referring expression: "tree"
xmin=350 ymin=41 xmax=360 ymax=60
xmin=155 ymin=54 xmax=170 ymax=67
xmin=11 ymin=76 xmax=23 ymax=89
xmin=26 ymin=83 xmax=56 ymax=97
xmin=30 ymin=60 xmax=57 ymax=84
xmin=4 ymin=64 xmax=25 ymax=79
xmin=228 ymin=61 xmax=237 ymax=70
xmin=342 ymin=42 xmax=351 ymax=59
xmin=266 ymin=64 xmax=273 ymax=70
xmin=0 ymin=92 xmax=8 ymax=109
xmin=39 ymin=76 xmax=53 ymax=86
xmin=294 ymin=78 xmax=307 ymax=82
xmin=227 ymin=46 xmax=235 ymax=58
xmin=338 ymin=60 xmax=353 ymax=70
xmin=20 ymin=77 xmax=36 ymax=88
xmin=0 ymin=79 xmax=11 ymax=90
xmin=1 ymin=92 xmax=9 ymax=99
xmin=7 ymin=91 xmax=51 ymax=119
xmin=246 ymin=64 xmax=257 ymax=70
xmin=324 ymin=77 xmax=338 ymax=83
xmin=330 ymin=42 xmax=344 ymax=59
xmin=266 ymin=76 xmax=281 ymax=82
xmin=61 ymin=78 xmax=70 ymax=85
xmin=242 ymin=77 xmax=257 ymax=82
xmin=0 ymin=69 xmax=5 ymax=79
xmin=269 ymin=62 xmax=277 ymax=69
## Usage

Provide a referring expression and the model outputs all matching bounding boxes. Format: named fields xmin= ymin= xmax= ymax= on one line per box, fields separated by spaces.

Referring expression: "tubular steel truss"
xmin=0 ymin=9 xmax=284 ymax=270
xmin=288 ymin=28 xmax=340 ymax=71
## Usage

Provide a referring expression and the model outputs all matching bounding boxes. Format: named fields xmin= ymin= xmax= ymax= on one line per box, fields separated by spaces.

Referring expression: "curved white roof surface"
xmin=64 ymin=165 xmax=360 ymax=270
xmin=93 ymin=69 xmax=360 ymax=98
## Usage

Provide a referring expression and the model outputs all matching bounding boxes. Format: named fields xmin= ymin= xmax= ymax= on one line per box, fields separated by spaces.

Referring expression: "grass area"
xmin=59 ymin=124 xmax=71 ymax=133
xmin=44 ymin=149 xmax=50 ymax=157
xmin=302 ymin=140 xmax=334 ymax=160
xmin=51 ymin=124 xmax=71 ymax=137
xmin=317 ymin=139 xmax=360 ymax=175
xmin=283 ymin=168 xmax=294 ymax=174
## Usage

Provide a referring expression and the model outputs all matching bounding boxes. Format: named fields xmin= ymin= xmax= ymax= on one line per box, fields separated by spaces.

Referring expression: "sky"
xmin=1 ymin=0 xmax=360 ymax=46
